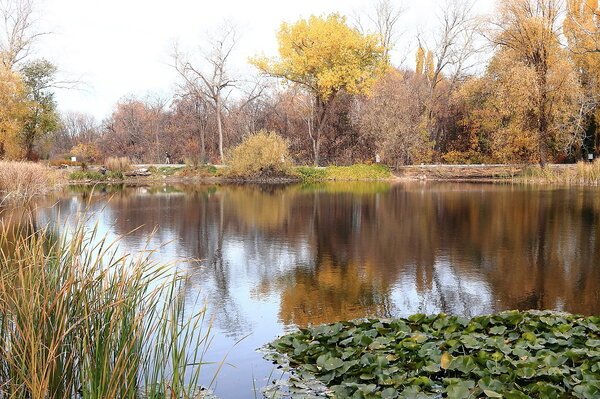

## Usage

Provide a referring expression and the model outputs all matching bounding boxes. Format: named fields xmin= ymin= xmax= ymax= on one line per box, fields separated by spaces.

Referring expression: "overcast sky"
xmin=34 ymin=0 xmax=496 ymax=121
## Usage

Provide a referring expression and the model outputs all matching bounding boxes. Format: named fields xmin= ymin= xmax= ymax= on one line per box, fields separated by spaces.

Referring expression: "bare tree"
xmin=172 ymin=22 xmax=238 ymax=163
xmin=354 ymin=0 xmax=406 ymax=59
xmin=421 ymin=0 xmax=480 ymax=90
xmin=0 ymin=0 xmax=46 ymax=69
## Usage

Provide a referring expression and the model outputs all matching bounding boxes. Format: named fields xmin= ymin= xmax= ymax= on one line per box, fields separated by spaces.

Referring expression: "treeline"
xmin=2 ymin=0 xmax=600 ymax=166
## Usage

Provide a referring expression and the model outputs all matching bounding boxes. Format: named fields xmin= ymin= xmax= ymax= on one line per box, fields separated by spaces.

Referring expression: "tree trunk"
xmin=537 ymin=67 xmax=549 ymax=168
xmin=216 ymin=98 xmax=224 ymax=164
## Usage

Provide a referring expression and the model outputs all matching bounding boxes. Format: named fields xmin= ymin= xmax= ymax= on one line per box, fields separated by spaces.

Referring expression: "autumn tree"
xmin=358 ymin=69 xmax=433 ymax=166
xmin=489 ymin=0 xmax=581 ymax=166
xmin=251 ymin=14 xmax=387 ymax=166
xmin=564 ymin=0 xmax=600 ymax=155
xmin=0 ymin=64 xmax=27 ymax=158
xmin=20 ymin=58 xmax=58 ymax=160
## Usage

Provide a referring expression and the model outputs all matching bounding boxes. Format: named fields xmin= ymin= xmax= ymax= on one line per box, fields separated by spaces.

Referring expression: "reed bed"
xmin=518 ymin=161 xmax=600 ymax=185
xmin=105 ymin=157 xmax=131 ymax=173
xmin=0 ymin=212 xmax=215 ymax=399
xmin=0 ymin=161 xmax=57 ymax=201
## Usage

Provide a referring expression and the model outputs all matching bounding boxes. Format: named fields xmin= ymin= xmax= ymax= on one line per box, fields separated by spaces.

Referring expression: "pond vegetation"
xmin=0 ymin=213 xmax=216 ymax=399
xmin=265 ymin=311 xmax=600 ymax=398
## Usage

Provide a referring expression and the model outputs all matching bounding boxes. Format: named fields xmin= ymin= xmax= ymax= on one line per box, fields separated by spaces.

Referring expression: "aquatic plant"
xmin=265 ymin=311 xmax=600 ymax=398
xmin=0 ymin=213 xmax=216 ymax=399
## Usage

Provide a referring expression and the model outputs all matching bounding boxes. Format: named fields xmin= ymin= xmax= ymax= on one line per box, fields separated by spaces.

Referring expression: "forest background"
xmin=1 ymin=0 xmax=599 ymax=168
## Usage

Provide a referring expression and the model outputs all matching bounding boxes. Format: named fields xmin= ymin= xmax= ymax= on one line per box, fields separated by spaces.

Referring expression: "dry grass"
xmin=519 ymin=161 xmax=600 ymax=185
xmin=0 ymin=161 xmax=57 ymax=201
xmin=105 ymin=157 xmax=131 ymax=173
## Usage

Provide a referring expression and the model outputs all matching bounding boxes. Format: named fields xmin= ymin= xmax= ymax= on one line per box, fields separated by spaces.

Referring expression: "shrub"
xmin=0 ymin=161 xmax=57 ymax=201
xmin=227 ymin=130 xmax=294 ymax=178
xmin=105 ymin=157 xmax=131 ymax=173
xmin=48 ymin=159 xmax=83 ymax=167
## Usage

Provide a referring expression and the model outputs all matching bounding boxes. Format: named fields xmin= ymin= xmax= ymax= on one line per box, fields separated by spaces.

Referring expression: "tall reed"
xmin=0 ymin=211 xmax=214 ymax=399
xmin=0 ymin=161 xmax=57 ymax=202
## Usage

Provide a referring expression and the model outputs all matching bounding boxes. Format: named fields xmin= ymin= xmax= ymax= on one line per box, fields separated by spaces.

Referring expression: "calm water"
xmin=6 ymin=182 xmax=600 ymax=398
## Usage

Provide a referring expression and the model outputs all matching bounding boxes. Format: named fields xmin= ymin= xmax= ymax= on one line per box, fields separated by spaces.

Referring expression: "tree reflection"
xmin=24 ymin=182 xmax=600 ymax=333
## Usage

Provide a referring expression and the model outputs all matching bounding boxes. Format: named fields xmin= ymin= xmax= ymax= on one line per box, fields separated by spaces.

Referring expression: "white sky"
xmin=33 ymin=0 xmax=496 ymax=121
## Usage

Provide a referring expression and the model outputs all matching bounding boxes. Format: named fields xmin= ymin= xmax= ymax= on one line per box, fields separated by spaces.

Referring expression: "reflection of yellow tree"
xmin=255 ymin=257 xmax=391 ymax=327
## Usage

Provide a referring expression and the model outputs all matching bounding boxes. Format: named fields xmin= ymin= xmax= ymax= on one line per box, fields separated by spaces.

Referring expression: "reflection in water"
xmin=3 ymin=182 xmax=600 ymax=398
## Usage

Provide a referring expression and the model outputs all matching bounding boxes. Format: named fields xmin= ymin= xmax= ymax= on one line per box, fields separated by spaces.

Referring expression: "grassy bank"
xmin=0 ymin=161 xmax=58 ymax=201
xmin=0 ymin=213 xmax=215 ymax=398
xmin=297 ymin=164 xmax=392 ymax=181
xmin=264 ymin=311 xmax=600 ymax=398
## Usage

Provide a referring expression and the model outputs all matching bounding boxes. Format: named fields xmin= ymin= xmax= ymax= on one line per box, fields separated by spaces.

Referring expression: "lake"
xmin=6 ymin=181 xmax=600 ymax=398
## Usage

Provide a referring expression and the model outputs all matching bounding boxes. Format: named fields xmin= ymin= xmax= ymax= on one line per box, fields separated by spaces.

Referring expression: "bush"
xmin=48 ymin=159 xmax=83 ymax=167
xmin=227 ymin=131 xmax=294 ymax=178
xmin=105 ymin=157 xmax=131 ymax=173
xmin=0 ymin=161 xmax=57 ymax=201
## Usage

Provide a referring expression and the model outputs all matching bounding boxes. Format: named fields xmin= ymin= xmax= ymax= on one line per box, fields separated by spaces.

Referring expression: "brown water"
xmin=7 ymin=181 xmax=600 ymax=398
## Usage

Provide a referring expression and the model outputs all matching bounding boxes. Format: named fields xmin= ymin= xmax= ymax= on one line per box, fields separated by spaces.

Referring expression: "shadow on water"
xmin=3 ymin=181 xmax=600 ymax=398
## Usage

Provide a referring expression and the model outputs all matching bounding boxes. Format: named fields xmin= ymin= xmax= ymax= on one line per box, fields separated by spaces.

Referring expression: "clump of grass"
xmin=175 ymin=165 xmax=217 ymax=178
xmin=148 ymin=166 xmax=184 ymax=176
xmin=0 ymin=161 xmax=57 ymax=201
xmin=518 ymin=161 xmax=600 ymax=185
xmin=0 ymin=213 xmax=215 ymax=398
xmin=69 ymin=170 xmax=124 ymax=181
xmin=573 ymin=160 xmax=600 ymax=185
xmin=296 ymin=166 xmax=327 ymax=181
xmin=105 ymin=157 xmax=131 ymax=173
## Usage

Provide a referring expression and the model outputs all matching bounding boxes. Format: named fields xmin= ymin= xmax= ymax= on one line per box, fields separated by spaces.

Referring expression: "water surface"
xmin=8 ymin=182 xmax=600 ymax=398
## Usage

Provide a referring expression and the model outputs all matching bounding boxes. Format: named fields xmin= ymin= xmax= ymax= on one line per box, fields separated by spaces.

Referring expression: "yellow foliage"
xmin=250 ymin=14 xmax=388 ymax=101
xmin=227 ymin=130 xmax=294 ymax=178
xmin=425 ymin=50 xmax=435 ymax=83
xmin=0 ymin=66 xmax=28 ymax=159
xmin=416 ymin=47 xmax=425 ymax=75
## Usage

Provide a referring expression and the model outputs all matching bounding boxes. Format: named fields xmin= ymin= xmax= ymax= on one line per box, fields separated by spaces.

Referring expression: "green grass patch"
xmin=264 ymin=310 xmax=600 ymax=398
xmin=175 ymin=165 xmax=218 ymax=177
xmin=69 ymin=170 xmax=124 ymax=181
xmin=296 ymin=164 xmax=391 ymax=182
xmin=148 ymin=166 xmax=184 ymax=176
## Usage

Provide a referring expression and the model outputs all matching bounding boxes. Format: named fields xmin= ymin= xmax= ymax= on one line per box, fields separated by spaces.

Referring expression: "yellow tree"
xmin=250 ymin=14 xmax=387 ymax=166
xmin=564 ymin=0 xmax=600 ymax=154
xmin=490 ymin=0 xmax=577 ymax=166
xmin=0 ymin=65 xmax=28 ymax=159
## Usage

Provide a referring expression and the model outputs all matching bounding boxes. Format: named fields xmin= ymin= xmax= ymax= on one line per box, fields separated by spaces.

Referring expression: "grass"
xmin=518 ymin=161 xmax=600 ymax=185
xmin=174 ymin=165 xmax=218 ymax=178
xmin=69 ymin=170 xmax=124 ymax=181
xmin=105 ymin=157 xmax=131 ymax=173
xmin=0 ymin=210 xmax=217 ymax=399
xmin=296 ymin=164 xmax=392 ymax=181
xmin=0 ymin=161 xmax=58 ymax=201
